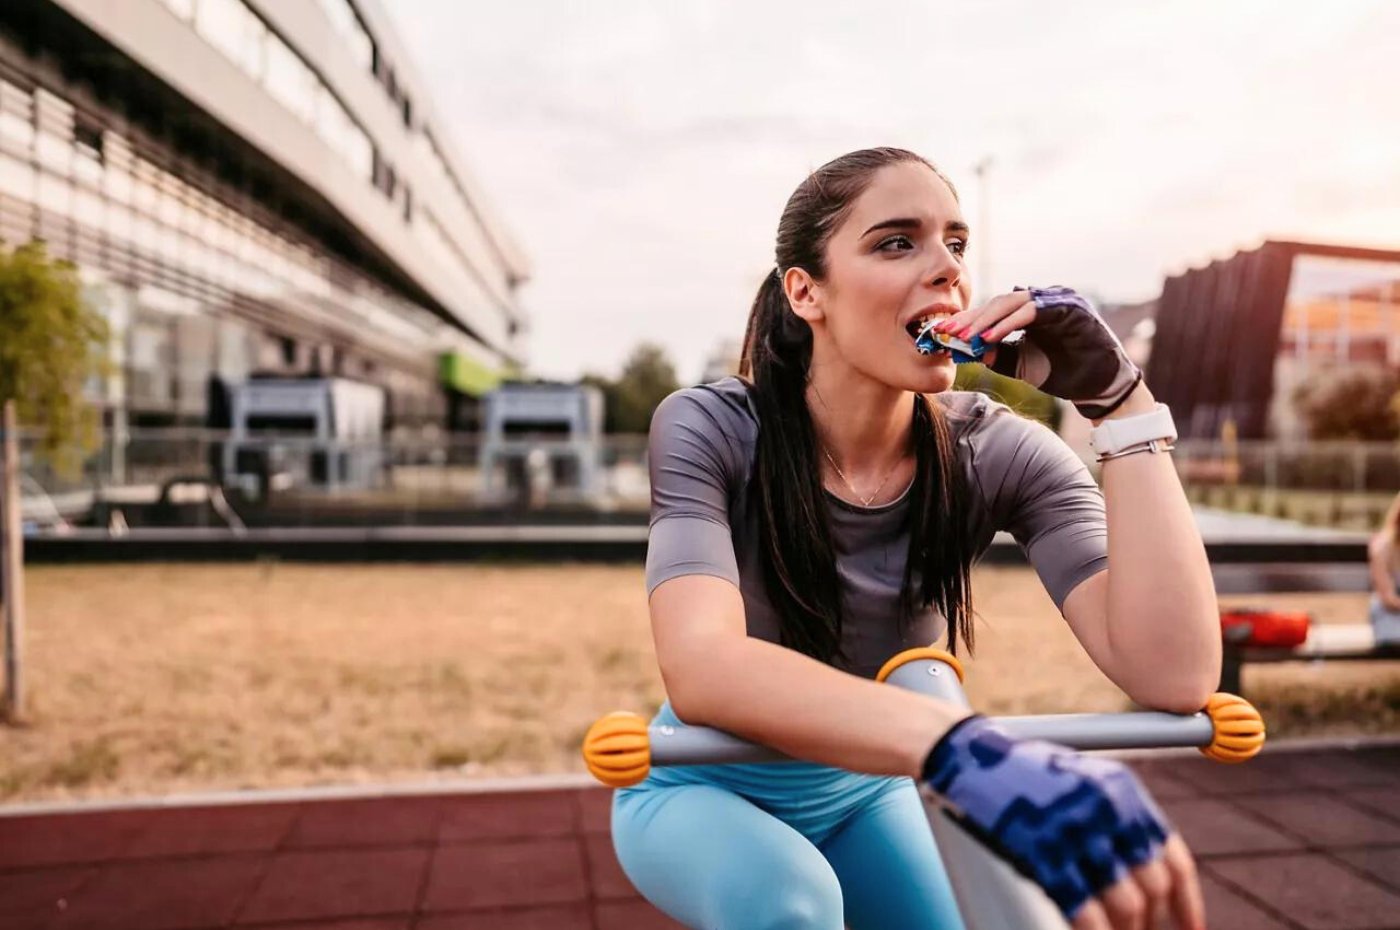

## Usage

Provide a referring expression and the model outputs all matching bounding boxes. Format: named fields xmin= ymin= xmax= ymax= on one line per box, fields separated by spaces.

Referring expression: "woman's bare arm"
xmin=650 ymin=574 xmax=968 ymax=778
xmin=1370 ymin=534 xmax=1400 ymax=610
xmin=1061 ymin=382 xmax=1222 ymax=714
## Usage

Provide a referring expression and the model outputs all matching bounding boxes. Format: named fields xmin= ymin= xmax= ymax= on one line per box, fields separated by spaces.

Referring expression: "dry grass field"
xmin=1 ymin=562 xmax=1395 ymax=803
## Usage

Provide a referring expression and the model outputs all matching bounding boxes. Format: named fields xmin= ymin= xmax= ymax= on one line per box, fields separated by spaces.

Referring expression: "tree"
xmin=1293 ymin=367 xmax=1400 ymax=441
xmin=953 ymin=362 xmax=1062 ymax=431
xmin=0 ymin=241 xmax=110 ymax=722
xmin=582 ymin=343 xmax=680 ymax=434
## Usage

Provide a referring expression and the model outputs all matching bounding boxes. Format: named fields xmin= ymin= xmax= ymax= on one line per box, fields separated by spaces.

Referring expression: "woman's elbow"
xmin=1129 ymin=673 xmax=1219 ymax=715
xmin=658 ymin=655 xmax=720 ymax=726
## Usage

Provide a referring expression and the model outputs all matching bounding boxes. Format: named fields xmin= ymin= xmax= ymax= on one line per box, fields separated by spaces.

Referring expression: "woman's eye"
xmin=876 ymin=235 xmax=915 ymax=252
xmin=947 ymin=239 xmax=969 ymax=257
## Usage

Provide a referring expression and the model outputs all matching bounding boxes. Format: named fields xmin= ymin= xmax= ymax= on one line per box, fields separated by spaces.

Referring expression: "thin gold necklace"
xmin=820 ymin=444 xmax=901 ymax=507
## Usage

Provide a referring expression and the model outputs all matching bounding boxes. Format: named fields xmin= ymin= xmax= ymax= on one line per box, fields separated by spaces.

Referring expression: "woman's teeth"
xmin=908 ymin=313 xmax=953 ymax=339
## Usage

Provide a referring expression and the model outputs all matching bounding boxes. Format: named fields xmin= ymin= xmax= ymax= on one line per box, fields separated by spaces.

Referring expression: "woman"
xmin=612 ymin=147 xmax=1219 ymax=930
xmin=1369 ymin=493 xmax=1400 ymax=644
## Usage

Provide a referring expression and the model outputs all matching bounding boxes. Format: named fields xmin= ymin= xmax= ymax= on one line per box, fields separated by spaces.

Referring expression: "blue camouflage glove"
xmin=986 ymin=285 xmax=1142 ymax=420
xmin=922 ymin=714 xmax=1172 ymax=921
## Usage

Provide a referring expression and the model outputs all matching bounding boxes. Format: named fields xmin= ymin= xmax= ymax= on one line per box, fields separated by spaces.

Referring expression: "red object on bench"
xmin=1220 ymin=609 xmax=1311 ymax=648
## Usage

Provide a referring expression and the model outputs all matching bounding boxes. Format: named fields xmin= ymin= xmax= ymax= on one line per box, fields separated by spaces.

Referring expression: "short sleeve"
xmin=966 ymin=405 xmax=1107 ymax=609
xmin=644 ymin=387 xmax=745 ymax=596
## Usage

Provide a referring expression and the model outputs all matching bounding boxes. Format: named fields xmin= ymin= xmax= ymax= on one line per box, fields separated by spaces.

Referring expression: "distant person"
xmin=612 ymin=148 xmax=1217 ymax=930
xmin=1369 ymin=492 xmax=1400 ymax=644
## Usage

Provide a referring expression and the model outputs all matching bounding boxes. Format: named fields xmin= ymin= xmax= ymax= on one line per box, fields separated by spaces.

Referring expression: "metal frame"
xmin=587 ymin=650 xmax=1261 ymax=930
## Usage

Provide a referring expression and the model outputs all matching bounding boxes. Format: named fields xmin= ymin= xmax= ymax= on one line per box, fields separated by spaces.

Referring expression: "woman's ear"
xmin=783 ymin=267 xmax=824 ymax=323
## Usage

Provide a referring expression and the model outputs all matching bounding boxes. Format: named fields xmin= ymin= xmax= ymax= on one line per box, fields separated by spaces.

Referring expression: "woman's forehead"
xmin=843 ymin=162 xmax=963 ymax=233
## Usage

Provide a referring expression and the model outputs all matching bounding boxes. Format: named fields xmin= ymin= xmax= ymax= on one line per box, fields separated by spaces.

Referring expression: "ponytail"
xmin=738 ymin=147 xmax=976 ymax=664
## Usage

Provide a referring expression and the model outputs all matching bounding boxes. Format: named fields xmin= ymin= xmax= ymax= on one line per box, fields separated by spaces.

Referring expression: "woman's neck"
xmin=804 ymin=362 xmax=914 ymax=476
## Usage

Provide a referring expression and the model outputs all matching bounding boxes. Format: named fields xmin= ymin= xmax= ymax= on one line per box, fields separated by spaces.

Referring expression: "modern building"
xmin=0 ymin=0 xmax=529 ymax=435
xmin=1147 ymin=241 xmax=1400 ymax=440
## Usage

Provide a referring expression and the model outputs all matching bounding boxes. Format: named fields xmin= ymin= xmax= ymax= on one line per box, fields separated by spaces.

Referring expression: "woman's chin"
xmin=911 ymin=356 xmax=956 ymax=393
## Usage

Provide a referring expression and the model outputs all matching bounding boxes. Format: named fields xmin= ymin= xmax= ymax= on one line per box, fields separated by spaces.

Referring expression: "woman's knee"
xmin=740 ymin=877 xmax=844 ymax=930
xmin=611 ymin=785 xmax=845 ymax=929
xmin=702 ymin=837 xmax=844 ymax=929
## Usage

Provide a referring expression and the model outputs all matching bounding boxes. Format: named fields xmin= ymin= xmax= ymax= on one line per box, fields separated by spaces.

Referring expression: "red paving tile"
xmin=122 ymin=803 xmax=298 ymax=858
xmin=582 ymin=833 xmax=637 ymax=900
xmin=1126 ymin=761 xmax=1198 ymax=801
xmin=1198 ymin=872 xmax=1291 ymax=930
xmin=242 ymin=920 xmax=410 ymax=930
xmin=423 ymin=839 xmax=588 ymax=912
xmin=416 ymin=903 xmax=593 ymax=930
xmin=1159 ymin=798 xmax=1304 ymax=856
xmin=235 ymin=848 xmax=429 ymax=925
xmin=1234 ymin=794 xmax=1400 ymax=848
xmin=594 ymin=898 xmax=689 ymax=930
xmin=0 ymin=865 xmax=96 ymax=930
xmin=285 ymin=797 xmax=440 ymax=849
xmin=437 ymin=791 xmax=577 ymax=843
xmin=243 ymin=918 xmax=408 ymax=924
xmin=1269 ymin=753 xmax=1399 ymax=790
xmin=1208 ymin=853 xmax=1400 ymax=930
xmin=1345 ymin=786 xmax=1400 ymax=822
xmin=1163 ymin=751 xmax=1313 ymax=796
xmin=577 ymin=788 xmax=612 ymax=835
xmin=0 ymin=811 xmax=148 ymax=869
xmin=1331 ymin=847 xmax=1400 ymax=893
xmin=2 ymin=743 xmax=1398 ymax=930
xmin=50 ymin=855 xmax=264 ymax=930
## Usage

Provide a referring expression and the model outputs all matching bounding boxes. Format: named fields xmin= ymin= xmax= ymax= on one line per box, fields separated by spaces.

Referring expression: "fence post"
xmin=1 ymin=399 xmax=26 ymax=723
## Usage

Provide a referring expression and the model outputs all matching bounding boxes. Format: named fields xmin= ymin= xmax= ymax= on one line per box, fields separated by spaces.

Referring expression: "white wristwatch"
xmin=1087 ymin=403 xmax=1177 ymax=457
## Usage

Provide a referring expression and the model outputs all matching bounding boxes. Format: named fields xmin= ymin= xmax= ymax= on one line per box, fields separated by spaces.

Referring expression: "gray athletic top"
xmin=645 ymin=376 xmax=1108 ymax=679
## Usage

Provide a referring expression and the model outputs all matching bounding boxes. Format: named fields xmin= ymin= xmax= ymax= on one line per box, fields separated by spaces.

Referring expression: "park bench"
xmin=1218 ymin=608 xmax=1400 ymax=694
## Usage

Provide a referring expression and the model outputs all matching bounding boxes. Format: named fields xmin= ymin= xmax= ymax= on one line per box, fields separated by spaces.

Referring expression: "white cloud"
xmin=388 ymin=0 xmax=1398 ymax=382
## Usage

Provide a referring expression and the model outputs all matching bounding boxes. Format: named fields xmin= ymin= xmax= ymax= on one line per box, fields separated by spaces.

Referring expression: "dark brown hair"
xmin=737 ymin=147 xmax=976 ymax=663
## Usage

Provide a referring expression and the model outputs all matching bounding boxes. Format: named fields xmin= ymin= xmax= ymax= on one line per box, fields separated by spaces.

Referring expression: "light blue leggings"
xmin=610 ymin=703 xmax=966 ymax=930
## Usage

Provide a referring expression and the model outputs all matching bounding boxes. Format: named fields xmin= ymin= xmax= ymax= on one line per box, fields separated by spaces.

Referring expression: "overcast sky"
xmin=387 ymin=0 xmax=1400 ymax=384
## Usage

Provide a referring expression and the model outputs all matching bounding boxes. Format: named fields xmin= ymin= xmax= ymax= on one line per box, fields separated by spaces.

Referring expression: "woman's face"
xmin=798 ymin=161 xmax=973 ymax=394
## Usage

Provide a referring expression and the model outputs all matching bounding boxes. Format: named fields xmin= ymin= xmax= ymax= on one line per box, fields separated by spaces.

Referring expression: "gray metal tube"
xmin=647 ymin=707 xmax=1215 ymax=767
xmin=997 ymin=712 xmax=1216 ymax=750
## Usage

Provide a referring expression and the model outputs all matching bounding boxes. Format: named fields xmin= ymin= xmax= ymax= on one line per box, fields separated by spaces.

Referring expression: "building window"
xmin=195 ymin=0 xmax=267 ymax=81
xmin=264 ymin=33 xmax=318 ymax=124
xmin=74 ymin=115 xmax=104 ymax=161
xmin=317 ymin=0 xmax=375 ymax=72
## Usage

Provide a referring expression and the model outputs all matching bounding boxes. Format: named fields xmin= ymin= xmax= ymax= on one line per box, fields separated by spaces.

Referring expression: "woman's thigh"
xmin=819 ymin=779 xmax=967 ymax=930
xmin=613 ymin=783 xmax=845 ymax=930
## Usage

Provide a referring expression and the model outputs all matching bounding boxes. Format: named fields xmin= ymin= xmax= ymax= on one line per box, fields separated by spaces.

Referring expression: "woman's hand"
xmin=932 ymin=286 xmax=1142 ymax=420
xmin=923 ymin=715 xmax=1206 ymax=930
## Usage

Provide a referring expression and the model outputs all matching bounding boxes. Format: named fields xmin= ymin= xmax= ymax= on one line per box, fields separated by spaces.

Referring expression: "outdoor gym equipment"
xmin=1219 ymin=608 xmax=1400 ymax=694
xmin=582 ymin=646 xmax=1265 ymax=930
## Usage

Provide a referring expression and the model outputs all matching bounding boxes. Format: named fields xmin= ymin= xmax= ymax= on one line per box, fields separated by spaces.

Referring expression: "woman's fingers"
xmin=1129 ymin=856 xmax=1174 ymax=928
xmin=1098 ymin=873 xmax=1149 ymax=930
xmin=981 ymin=302 xmax=1038 ymax=343
xmin=1071 ymin=842 xmax=1198 ymax=930
xmin=1162 ymin=833 xmax=1207 ymax=930
xmin=935 ymin=291 xmax=1032 ymax=339
xmin=1071 ymin=897 xmax=1113 ymax=930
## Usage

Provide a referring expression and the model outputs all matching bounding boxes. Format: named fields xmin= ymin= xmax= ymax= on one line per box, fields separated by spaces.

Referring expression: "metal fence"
xmin=12 ymin=429 xmax=1399 ymax=532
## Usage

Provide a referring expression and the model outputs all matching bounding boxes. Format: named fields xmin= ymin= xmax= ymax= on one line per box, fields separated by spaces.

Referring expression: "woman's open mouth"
xmin=907 ymin=313 xmax=954 ymax=357
xmin=907 ymin=313 xmax=986 ymax=361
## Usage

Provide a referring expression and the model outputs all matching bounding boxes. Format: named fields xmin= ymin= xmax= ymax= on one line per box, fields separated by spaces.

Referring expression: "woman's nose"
xmin=926 ymin=246 xmax=962 ymax=288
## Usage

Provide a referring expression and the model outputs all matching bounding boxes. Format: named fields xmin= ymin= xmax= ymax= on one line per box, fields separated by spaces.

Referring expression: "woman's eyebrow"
xmin=861 ymin=217 xmax=971 ymax=237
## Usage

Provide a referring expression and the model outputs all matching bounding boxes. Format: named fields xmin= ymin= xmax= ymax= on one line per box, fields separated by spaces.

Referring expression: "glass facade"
xmin=152 ymin=0 xmax=515 ymax=344
xmin=159 ymin=0 xmax=374 ymax=184
xmin=1279 ymin=254 xmax=1400 ymax=367
xmin=0 ymin=69 xmax=497 ymax=426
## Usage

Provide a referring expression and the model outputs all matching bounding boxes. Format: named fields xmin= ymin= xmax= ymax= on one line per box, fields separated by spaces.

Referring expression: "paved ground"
xmin=0 ymin=740 xmax=1396 ymax=930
